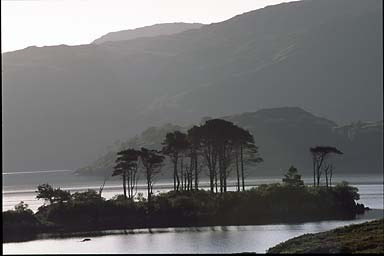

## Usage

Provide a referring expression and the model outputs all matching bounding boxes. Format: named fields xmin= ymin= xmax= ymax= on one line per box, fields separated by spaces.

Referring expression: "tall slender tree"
xmin=113 ymin=148 xmax=141 ymax=200
xmin=187 ymin=125 xmax=202 ymax=190
xmin=162 ymin=131 xmax=189 ymax=191
xmin=139 ymin=147 xmax=165 ymax=205
xmin=235 ymin=127 xmax=263 ymax=191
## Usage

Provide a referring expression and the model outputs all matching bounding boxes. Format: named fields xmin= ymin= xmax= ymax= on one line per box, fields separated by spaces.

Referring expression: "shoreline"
xmin=267 ymin=218 xmax=384 ymax=253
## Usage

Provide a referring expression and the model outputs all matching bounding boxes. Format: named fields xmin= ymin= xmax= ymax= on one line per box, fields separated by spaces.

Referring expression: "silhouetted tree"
xmin=99 ymin=174 xmax=109 ymax=197
xmin=197 ymin=119 xmax=236 ymax=193
xmin=235 ymin=127 xmax=263 ymax=191
xmin=195 ymin=122 xmax=218 ymax=193
xmin=139 ymin=148 xmax=165 ymax=205
xmin=36 ymin=183 xmax=71 ymax=204
xmin=162 ymin=131 xmax=189 ymax=191
xmin=310 ymin=146 xmax=343 ymax=186
xmin=14 ymin=201 xmax=32 ymax=214
xmin=113 ymin=149 xmax=141 ymax=200
xmin=282 ymin=166 xmax=304 ymax=187
xmin=187 ymin=126 xmax=204 ymax=190
xmin=323 ymin=163 xmax=335 ymax=188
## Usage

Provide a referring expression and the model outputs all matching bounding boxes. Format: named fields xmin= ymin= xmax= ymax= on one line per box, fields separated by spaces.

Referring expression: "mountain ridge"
xmin=3 ymin=0 xmax=382 ymax=173
xmin=92 ymin=22 xmax=204 ymax=44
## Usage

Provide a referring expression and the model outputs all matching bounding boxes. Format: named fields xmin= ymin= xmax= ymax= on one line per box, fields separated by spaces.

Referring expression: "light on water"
xmin=3 ymin=217 xmax=381 ymax=254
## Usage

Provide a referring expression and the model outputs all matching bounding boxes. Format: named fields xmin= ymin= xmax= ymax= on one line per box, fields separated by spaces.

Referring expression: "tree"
xmin=36 ymin=183 xmax=71 ymax=204
xmin=162 ymin=131 xmax=189 ymax=191
xmin=113 ymin=148 xmax=141 ymax=200
xmin=195 ymin=122 xmax=218 ymax=193
xmin=139 ymin=147 xmax=165 ymax=206
xmin=197 ymin=119 xmax=235 ymax=193
xmin=235 ymin=127 xmax=263 ymax=191
xmin=14 ymin=201 xmax=32 ymax=214
xmin=282 ymin=166 xmax=304 ymax=187
xmin=186 ymin=126 xmax=204 ymax=190
xmin=310 ymin=146 xmax=343 ymax=186
xmin=323 ymin=163 xmax=335 ymax=188
xmin=99 ymin=173 xmax=109 ymax=197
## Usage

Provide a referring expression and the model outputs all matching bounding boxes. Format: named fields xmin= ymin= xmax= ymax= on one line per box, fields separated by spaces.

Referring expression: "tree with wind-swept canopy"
xmin=310 ymin=146 xmax=343 ymax=187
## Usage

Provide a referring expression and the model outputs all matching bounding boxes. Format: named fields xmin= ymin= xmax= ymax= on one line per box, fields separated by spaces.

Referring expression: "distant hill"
xmin=3 ymin=0 xmax=382 ymax=173
xmin=92 ymin=23 xmax=204 ymax=44
xmin=76 ymin=107 xmax=383 ymax=178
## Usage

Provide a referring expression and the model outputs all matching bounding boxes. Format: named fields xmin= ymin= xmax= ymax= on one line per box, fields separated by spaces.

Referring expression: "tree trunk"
xmin=313 ymin=158 xmax=316 ymax=187
xmin=215 ymin=168 xmax=218 ymax=193
xmin=219 ymin=156 xmax=223 ymax=194
xmin=236 ymin=150 xmax=240 ymax=192
xmin=180 ymin=157 xmax=184 ymax=190
xmin=173 ymin=159 xmax=177 ymax=191
xmin=316 ymin=169 xmax=320 ymax=186
xmin=240 ymin=145 xmax=245 ymax=191
xmin=147 ymin=176 xmax=151 ymax=206
xmin=194 ymin=156 xmax=198 ymax=190
xmin=184 ymin=170 xmax=187 ymax=191
xmin=127 ymin=171 xmax=130 ymax=199
xmin=123 ymin=172 xmax=127 ymax=199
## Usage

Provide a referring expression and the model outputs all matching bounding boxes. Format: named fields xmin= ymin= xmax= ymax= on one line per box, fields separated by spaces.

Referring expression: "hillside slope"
xmin=77 ymin=107 xmax=383 ymax=178
xmin=3 ymin=0 xmax=382 ymax=173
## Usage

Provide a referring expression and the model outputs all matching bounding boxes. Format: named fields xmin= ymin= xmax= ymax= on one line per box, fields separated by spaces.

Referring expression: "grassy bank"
xmin=267 ymin=218 xmax=384 ymax=254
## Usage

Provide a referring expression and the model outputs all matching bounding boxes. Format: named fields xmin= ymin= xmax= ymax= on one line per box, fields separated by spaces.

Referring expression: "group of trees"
xmin=162 ymin=119 xmax=263 ymax=194
xmin=112 ymin=120 xmax=345 ymax=202
xmin=112 ymin=119 xmax=263 ymax=203
xmin=113 ymin=148 xmax=164 ymax=204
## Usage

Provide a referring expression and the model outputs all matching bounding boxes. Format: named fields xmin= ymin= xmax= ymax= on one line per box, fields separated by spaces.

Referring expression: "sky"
xmin=1 ymin=0 xmax=292 ymax=53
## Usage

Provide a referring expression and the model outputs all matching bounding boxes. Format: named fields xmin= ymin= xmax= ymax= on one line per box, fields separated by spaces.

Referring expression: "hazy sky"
xmin=1 ymin=0 xmax=292 ymax=53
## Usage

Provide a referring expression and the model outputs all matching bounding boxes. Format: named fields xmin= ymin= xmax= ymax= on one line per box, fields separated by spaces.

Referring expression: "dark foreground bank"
xmin=267 ymin=218 xmax=384 ymax=254
xmin=3 ymin=182 xmax=366 ymax=243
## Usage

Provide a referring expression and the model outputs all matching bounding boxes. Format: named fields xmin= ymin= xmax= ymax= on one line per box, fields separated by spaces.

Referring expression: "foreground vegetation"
xmin=3 ymin=179 xmax=366 ymax=243
xmin=267 ymin=218 xmax=384 ymax=254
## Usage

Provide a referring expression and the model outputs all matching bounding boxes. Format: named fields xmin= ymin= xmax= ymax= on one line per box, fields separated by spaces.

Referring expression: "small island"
xmin=3 ymin=173 xmax=366 ymax=243
xmin=267 ymin=218 xmax=384 ymax=254
xmin=3 ymin=119 xmax=368 ymax=243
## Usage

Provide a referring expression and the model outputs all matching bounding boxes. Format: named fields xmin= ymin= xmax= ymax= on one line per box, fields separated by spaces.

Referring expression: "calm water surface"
xmin=3 ymin=212 xmax=383 ymax=254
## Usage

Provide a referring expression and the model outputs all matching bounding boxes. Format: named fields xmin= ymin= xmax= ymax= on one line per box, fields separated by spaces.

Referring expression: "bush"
xmin=72 ymin=189 xmax=104 ymax=202
xmin=3 ymin=202 xmax=41 ymax=232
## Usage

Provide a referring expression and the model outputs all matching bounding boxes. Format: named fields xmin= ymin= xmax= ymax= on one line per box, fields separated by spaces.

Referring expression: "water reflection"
xmin=4 ymin=210 xmax=382 ymax=254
